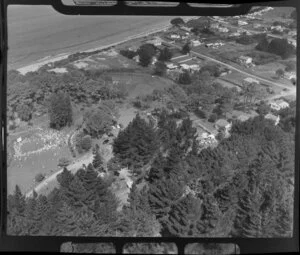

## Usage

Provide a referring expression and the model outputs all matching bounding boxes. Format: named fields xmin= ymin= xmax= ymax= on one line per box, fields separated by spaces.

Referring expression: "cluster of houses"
xmin=238 ymin=56 xmax=255 ymax=68
xmin=210 ymin=22 xmax=229 ymax=33
xmin=205 ymin=41 xmax=225 ymax=49
xmin=263 ymin=99 xmax=290 ymax=126
xmin=269 ymin=99 xmax=290 ymax=111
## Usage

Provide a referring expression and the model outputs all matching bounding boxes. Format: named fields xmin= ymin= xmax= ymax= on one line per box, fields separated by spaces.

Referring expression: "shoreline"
xmin=15 ymin=16 xmax=197 ymax=75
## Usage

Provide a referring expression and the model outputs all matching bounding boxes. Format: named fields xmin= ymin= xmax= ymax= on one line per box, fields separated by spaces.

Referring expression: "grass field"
xmin=7 ymin=127 xmax=73 ymax=194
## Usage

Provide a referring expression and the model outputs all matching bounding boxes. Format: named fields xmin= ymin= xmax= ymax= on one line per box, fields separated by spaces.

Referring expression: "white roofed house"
xmin=133 ymin=55 xmax=140 ymax=63
xmin=269 ymin=99 xmax=289 ymax=111
xmin=275 ymin=99 xmax=290 ymax=109
xmin=238 ymin=20 xmax=248 ymax=26
xmin=191 ymin=39 xmax=202 ymax=47
xmin=218 ymin=27 xmax=229 ymax=33
xmin=210 ymin=22 xmax=219 ymax=29
xmin=146 ymin=37 xmax=162 ymax=47
xmin=285 ymin=71 xmax=296 ymax=80
xmin=264 ymin=113 xmax=280 ymax=126
xmin=239 ymin=56 xmax=253 ymax=67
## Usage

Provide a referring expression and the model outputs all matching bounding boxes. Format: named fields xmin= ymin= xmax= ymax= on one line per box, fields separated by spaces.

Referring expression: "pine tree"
xmin=57 ymin=167 xmax=74 ymax=189
xmin=53 ymin=202 xmax=79 ymax=235
xmin=113 ymin=113 xmax=158 ymax=170
xmin=65 ymin=176 xmax=87 ymax=208
xmin=12 ymin=185 xmax=25 ymax=216
xmin=163 ymin=194 xmax=202 ymax=237
xmin=92 ymin=146 xmax=104 ymax=172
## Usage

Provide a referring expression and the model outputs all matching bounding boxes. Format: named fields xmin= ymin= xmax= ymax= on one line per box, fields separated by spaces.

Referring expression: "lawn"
xmin=110 ymin=72 xmax=175 ymax=99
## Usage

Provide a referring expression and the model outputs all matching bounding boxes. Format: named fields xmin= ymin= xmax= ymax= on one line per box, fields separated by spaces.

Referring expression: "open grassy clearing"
xmin=7 ymin=127 xmax=73 ymax=194
xmin=110 ymin=72 xmax=175 ymax=99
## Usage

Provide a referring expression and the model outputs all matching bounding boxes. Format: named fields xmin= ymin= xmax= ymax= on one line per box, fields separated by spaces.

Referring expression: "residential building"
xmin=285 ymin=72 xmax=296 ymax=80
xmin=269 ymin=100 xmax=289 ymax=111
xmin=243 ymin=77 xmax=260 ymax=86
xmin=230 ymin=32 xmax=241 ymax=37
xmin=238 ymin=20 xmax=248 ymax=26
xmin=170 ymin=34 xmax=181 ymax=39
xmin=133 ymin=55 xmax=139 ymax=63
xmin=180 ymin=26 xmax=192 ymax=32
xmin=253 ymin=23 xmax=261 ymax=29
xmin=239 ymin=56 xmax=253 ymax=65
xmin=146 ymin=37 xmax=162 ymax=46
xmin=210 ymin=22 xmax=219 ymax=29
xmin=166 ymin=62 xmax=178 ymax=70
xmin=275 ymin=99 xmax=290 ymax=109
xmin=271 ymin=25 xmax=284 ymax=32
xmin=218 ymin=27 xmax=229 ymax=33
xmin=264 ymin=113 xmax=280 ymax=126
xmin=191 ymin=39 xmax=202 ymax=47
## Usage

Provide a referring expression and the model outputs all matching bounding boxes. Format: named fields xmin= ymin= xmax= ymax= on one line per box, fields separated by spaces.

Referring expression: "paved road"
xmin=161 ymin=39 xmax=294 ymax=90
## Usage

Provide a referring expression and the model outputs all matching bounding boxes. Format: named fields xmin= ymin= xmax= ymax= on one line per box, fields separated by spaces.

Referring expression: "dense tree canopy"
xmin=48 ymin=91 xmax=73 ymax=129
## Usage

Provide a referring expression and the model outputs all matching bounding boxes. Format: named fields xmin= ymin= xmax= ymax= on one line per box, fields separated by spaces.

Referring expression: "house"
xmin=269 ymin=100 xmax=289 ymax=111
xmin=238 ymin=20 xmax=248 ymax=26
xmin=288 ymin=30 xmax=297 ymax=37
xmin=170 ymin=34 xmax=181 ymax=39
xmin=264 ymin=113 xmax=280 ymax=126
xmin=151 ymin=56 xmax=158 ymax=65
xmin=288 ymin=39 xmax=297 ymax=47
xmin=215 ymin=119 xmax=232 ymax=132
xmin=189 ymin=64 xmax=200 ymax=72
xmin=239 ymin=56 xmax=253 ymax=65
xmin=275 ymin=99 xmax=290 ymax=109
xmin=218 ymin=27 xmax=229 ymax=33
xmin=180 ymin=26 xmax=192 ymax=32
xmin=270 ymin=25 xmax=284 ymax=32
xmin=230 ymin=32 xmax=241 ymax=37
xmin=146 ymin=37 xmax=162 ymax=46
xmin=243 ymin=77 xmax=260 ymax=86
xmin=166 ymin=62 xmax=178 ymax=70
xmin=180 ymin=63 xmax=190 ymax=70
xmin=210 ymin=22 xmax=219 ymax=29
xmin=285 ymin=72 xmax=296 ymax=80
xmin=191 ymin=39 xmax=202 ymax=47
xmin=133 ymin=55 xmax=139 ymax=63
xmin=253 ymin=23 xmax=261 ymax=29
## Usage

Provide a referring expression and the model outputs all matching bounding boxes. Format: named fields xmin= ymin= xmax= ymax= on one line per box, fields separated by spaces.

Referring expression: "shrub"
xmin=170 ymin=17 xmax=185 ymax=26
xmin=48 ymin=91 xmax=73 ymax=130
xmin=83 ymin=108 xmax=114 ymax=138
xmin=153 ymin=61 xmax=167 ymax=76
xmin=35 ymin=173 xmax=45 ymax=183
xmin=158 ymin=47 xmax=173 ymax=62
xmin=58 ymin=157 xmax=71 ymax=168
xmin=194 ymin=108 xmax=207 ymax=119
xmin=137 ymin=44 xmax=157 ymax=67
xmin=80 ymin=135 xmax=92 ymax=151
xmin=208 ymin=113 xmax=217 ymax=123
xmin=178 ymin=71 xmax=192 ymax=85
xmin=16 ymin=103 xmax=32 ymax=122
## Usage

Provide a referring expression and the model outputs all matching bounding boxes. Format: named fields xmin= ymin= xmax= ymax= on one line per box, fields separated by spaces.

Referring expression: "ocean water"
xmin=7 ymin=5 xmax=172 ymax=70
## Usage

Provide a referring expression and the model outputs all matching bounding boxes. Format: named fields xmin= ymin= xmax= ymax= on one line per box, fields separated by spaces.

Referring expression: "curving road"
xmin=25 ymin=152 xmax=93 ymax=198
